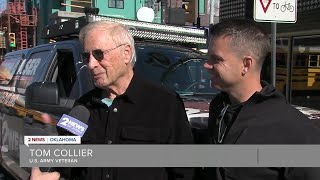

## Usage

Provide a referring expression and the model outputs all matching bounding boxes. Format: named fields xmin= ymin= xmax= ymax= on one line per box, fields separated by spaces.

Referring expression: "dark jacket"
xmin=205 ymin=82 xmax=320 ymax=180
xmin=60 ymin=74 xmax=194 ymax=180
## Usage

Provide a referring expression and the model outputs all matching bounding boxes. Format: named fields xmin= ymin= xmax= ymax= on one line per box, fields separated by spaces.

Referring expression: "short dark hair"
xmin=209 ymin=19 xmax=270 ymax=69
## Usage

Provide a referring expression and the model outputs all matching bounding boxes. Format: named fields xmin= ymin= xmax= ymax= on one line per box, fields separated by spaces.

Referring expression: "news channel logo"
xmin=57 ymin=114 xmax=88 ymax=137
xmin=24 ymin=136 xmax=81 ymax=146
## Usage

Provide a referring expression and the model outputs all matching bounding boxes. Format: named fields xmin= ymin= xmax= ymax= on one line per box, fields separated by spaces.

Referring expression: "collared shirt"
xmin=68 ymin=73 xmax=193 ymax=180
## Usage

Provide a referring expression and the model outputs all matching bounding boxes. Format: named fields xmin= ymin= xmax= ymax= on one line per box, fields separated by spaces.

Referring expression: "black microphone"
xmin=56 ymin=105 xmax=90 ymax=136
xmin=45 ymin=105 xmax=90 ymax=174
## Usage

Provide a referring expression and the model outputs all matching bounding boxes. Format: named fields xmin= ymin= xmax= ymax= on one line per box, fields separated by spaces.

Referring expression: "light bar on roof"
xmin=41 ymin=13 xmax=207 ymax=45
xmin=88 ymin=14 xmax=206 ymax=37
xmin=129 ymin=29 xmax=206 ymax=44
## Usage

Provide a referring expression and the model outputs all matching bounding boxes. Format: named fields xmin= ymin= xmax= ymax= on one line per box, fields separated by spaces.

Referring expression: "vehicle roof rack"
xmin=41 ymin=14 xmax=207 ymax=45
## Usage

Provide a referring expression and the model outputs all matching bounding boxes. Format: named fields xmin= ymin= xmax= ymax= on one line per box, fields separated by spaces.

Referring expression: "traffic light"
xmin=182 ymin=0 xmax=195 ymax=23
xmin=9 ymin=33 xmax=16 ymax=48
xmin=182 ymin=2 xmax=188 ymax=10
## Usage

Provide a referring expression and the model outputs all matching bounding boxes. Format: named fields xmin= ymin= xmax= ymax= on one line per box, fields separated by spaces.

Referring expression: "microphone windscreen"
xmin=56 ymin=105 xmax=90 ymax=136
xmin=68 ymin=105 xmax=90 ymax=124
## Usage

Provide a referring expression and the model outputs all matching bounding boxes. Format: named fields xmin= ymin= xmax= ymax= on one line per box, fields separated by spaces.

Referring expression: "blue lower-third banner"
xmin=20 ymin=145 xmax=320 ymax=167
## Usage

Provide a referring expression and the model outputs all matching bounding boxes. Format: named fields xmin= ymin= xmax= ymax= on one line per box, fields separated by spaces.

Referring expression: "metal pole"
xmin=33 ymin=4 xmax=37 ymax=47
xmin=271 ymin=22 xmax=277 ymax=87
xmin=209 ymin=0 xmax=215 ymax=24
xmin=287 ymin=37 xmax=293 ymax=103
xmin=197 ymin=0 xmax=200 ymax=28
xmin=161 ymin=0 xmax=167 ymax=24
xmin=7 ymin=2 xmax=11 ymax=52
xmin=33 ymin=26 xmax=36 ymax=47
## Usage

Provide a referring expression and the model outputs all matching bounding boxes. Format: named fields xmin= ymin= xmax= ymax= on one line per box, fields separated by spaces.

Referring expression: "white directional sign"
xmin=254 ymin=0 xmax=297 ymax=23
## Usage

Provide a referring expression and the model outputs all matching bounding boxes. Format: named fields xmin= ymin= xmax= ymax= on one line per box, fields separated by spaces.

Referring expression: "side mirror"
xmin=25 ymin=82 xmax=75 ymax=114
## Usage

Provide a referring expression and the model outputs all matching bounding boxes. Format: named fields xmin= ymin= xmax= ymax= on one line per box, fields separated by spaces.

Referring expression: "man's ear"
xmin=123 ymin=44 xmax=132 ymax=65
xmin=242 ymin=56 xmax=253 ymax=75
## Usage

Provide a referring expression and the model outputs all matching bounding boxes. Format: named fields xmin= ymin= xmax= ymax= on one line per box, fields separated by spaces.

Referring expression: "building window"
xmin=71 ymin=0 xmax=92 ymax=13
xmin=309 ymin=55 xmax=319 ymax=67
xmin=109 ymin=0 xmax=124 ymax=9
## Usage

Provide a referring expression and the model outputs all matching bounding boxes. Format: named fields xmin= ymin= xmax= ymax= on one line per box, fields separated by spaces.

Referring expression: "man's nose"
xmin=203 ymin=61 xmax=213 ymax=70
xmin=88 ymin=54 xmax=99 ymax=69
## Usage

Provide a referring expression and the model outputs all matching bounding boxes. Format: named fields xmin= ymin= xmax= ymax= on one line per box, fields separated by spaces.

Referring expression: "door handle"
xmin=23 ymin=115 xmax=33 ymax=125
xmin=0 ymin=106 xmax=16 ymax=116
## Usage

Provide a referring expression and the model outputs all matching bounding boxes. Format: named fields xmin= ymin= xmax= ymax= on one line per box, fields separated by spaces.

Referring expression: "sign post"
xmin=253 ymin=0 xmax=297 ymax=88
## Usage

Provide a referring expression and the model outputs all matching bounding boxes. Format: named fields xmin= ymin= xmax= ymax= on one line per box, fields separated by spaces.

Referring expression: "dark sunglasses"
xmin=81 ymin=44 xmax=126 ymax=63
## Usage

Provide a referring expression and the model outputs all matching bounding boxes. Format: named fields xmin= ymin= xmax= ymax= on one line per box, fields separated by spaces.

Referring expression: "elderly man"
xmin=31 ymin=21 xmax=193 ymax=180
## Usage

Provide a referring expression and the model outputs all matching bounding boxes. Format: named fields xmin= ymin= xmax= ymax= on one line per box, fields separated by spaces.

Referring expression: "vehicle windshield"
xmin=135 ymin=43 xmax=219 ymax=95
xmin=161 ymin=58 xmax=219 ymax=95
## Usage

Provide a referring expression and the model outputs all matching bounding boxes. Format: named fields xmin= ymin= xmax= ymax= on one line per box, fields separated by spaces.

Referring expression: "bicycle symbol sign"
xmin=280 ymin=2 xmax=294 ymax=12
xmin=254 ymin=0 xmax=297 ymax=23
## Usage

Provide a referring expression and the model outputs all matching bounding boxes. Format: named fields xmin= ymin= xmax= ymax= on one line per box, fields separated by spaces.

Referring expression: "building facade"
xmin=0 ymin=0 xmax=37 ymax=59
xmin=36 ymin=0 xmax=209 ymax=44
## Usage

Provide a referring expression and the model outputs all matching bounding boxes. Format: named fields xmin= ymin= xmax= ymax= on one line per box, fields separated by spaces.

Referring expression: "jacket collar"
xmin=222 ymin=81 xmax=283 ymax=143
xmin=79 ymin=73 xmax=144 ymax=106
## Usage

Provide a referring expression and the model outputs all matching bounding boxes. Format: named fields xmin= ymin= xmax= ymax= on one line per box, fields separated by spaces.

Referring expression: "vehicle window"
xmin=135 ymin=50 xmax=172 ymax=82
xmin=162 ymin=59 xmax=213 ymax=93
xmin=135 ymin=44 xmax=216 ymax=94
xmin=309 ymin=55 xmax=319 ymax=67
xmin=295 ymin=54 xmax=308 ymax=67
xmin=0 ymin=55 xmax=22 ymax=85
xmin=53 ymin=50 xmax=77 ymax=97
xmin=276 ymin=52 xmax=286 ymax=66
xmin=135 ymin=45 xmax=194 ymax=83
xmin=16 ymin=50 xmax=50 ymax=94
